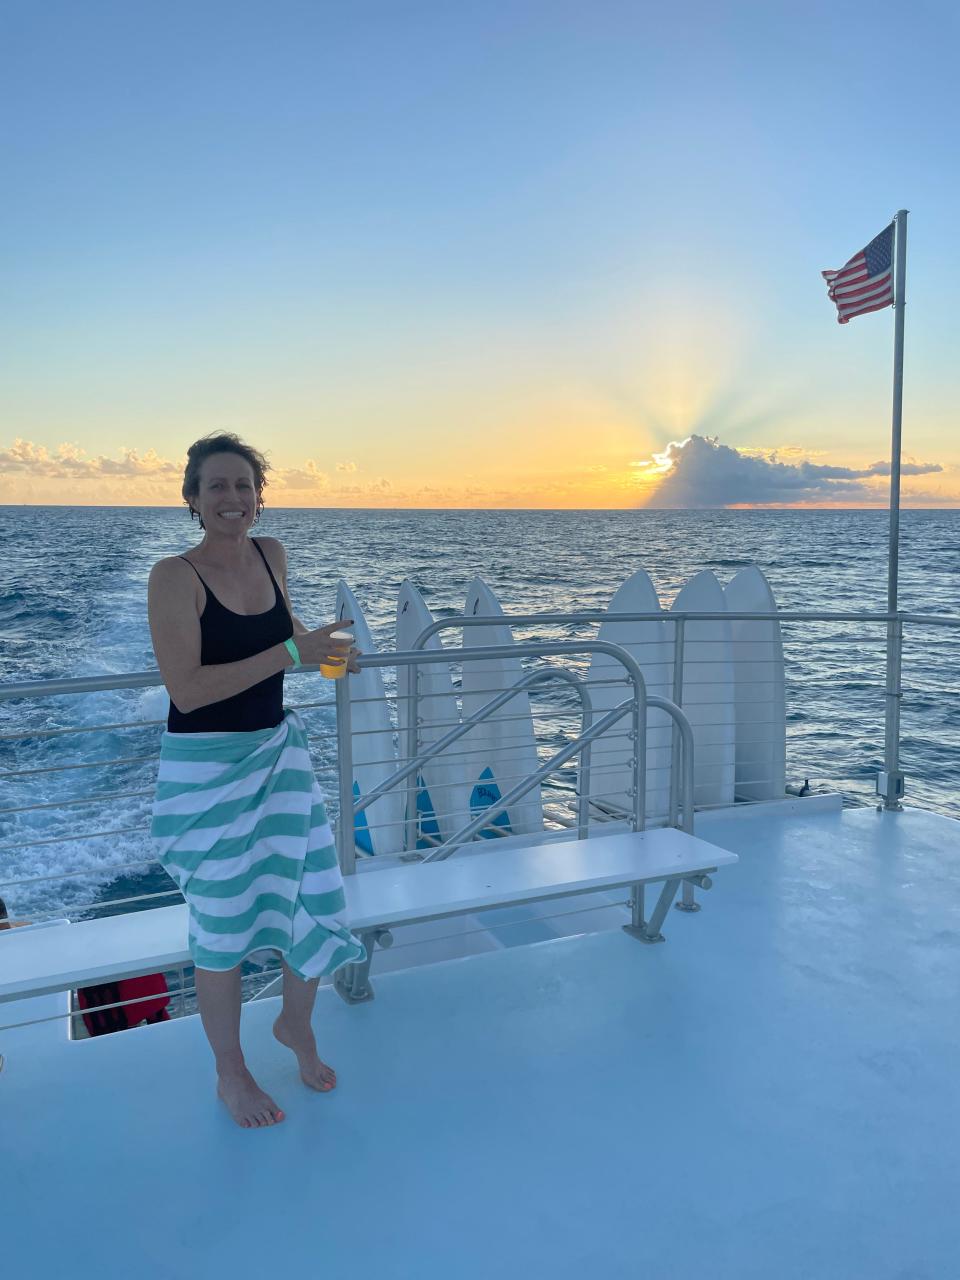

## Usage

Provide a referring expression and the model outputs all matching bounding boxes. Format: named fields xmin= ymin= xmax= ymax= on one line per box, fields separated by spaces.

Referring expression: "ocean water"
xmin=1 ymin=505 xmax=958 ymax=922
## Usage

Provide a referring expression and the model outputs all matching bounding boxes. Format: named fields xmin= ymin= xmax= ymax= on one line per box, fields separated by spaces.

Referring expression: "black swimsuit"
xmin=167 ymin=539 xmax=294 ymax=734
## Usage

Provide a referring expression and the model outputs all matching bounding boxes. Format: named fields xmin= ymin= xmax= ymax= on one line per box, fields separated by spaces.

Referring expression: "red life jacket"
xmin=77 ymin=973 xmax=171 ymax=1037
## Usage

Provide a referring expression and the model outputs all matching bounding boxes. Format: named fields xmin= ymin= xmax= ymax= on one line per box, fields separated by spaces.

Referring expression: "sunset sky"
xmin=3 ymin=1 xmax=958 ymax=509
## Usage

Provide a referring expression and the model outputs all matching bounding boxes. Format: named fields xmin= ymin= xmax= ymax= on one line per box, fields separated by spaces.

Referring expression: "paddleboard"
xmin=460 ymin=578 xmax=543 ymax=838
xmin=670 ymin=570 xmax=736 ymax=809
xmin=586 ymin=570 xmax=673 ymax=825
xmin=335 ymin=581 xmax=404 ymax=857
xmin=396 ymin=580 xmax=473 ymax=849
xmin=723 ymin=565 xmax=786 ymax=802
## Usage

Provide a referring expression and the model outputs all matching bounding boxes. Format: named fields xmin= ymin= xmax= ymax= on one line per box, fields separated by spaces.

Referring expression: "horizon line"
xmin=2 ymin=503 xmax=959 ymax=513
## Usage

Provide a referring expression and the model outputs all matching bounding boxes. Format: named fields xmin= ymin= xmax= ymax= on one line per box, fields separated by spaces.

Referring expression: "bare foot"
xmin=217 ymin=1066 xmax=285 ymax=1128
xmin=273 ymin=1015 xmax=337 ymax=1092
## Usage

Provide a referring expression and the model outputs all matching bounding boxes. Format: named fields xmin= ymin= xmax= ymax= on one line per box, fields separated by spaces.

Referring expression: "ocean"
xmin=1 ymin=505 xmax=958 ymax=923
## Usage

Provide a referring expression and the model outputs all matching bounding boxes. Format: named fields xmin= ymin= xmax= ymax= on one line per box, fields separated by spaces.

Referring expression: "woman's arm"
xmin=148 ymin=552 xmax=356 ymax=712
xmin=258 ymin=537 xmax=360 ymax=673
xmin=148 ymin=558 xmax=294 ymax=713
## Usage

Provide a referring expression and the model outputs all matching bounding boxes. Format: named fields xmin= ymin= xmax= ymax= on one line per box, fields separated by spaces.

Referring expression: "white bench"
xmin=0 ymin=829 xmax=737 ymax=1011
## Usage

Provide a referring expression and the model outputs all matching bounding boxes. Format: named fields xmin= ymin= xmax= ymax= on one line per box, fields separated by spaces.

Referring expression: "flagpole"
xmin=886 ymin=209 xmax=908 ymax=615
xmin=881 ymin=208 xmax=908 ymax=810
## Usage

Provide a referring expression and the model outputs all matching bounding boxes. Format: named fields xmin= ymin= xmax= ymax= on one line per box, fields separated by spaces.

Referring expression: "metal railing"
xmin=335 ymin=639 xmax=654 ymax=872
xmin=1 ymin=607 xmax=958 ymax=1029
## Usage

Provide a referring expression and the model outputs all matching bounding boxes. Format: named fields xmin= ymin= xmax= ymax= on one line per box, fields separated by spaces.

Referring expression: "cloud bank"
xmin=0 ymin=438 xmax=180 ymax=480
xmin=1 ymin=434 xmax=951 ymax=509
xmin=0 ymin=439 xmax=398 ymax=505
xmin=640 ymin=435 xmax=943 ymax=508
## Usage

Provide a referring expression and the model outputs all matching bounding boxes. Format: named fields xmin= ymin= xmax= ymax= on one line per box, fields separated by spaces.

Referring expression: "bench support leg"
xmin=675 ymin=879 xmax=700 ymax=913
xmin=675 ymin=872 xmax=714 ymax=914
xmin=333 ymin=930 xmax=392 ymax=1005
xmin=333 ymin=932 xmax=377 ymax=1004
xmin=628 ymin=884 xmax=644 ymax=931
xmin=622 ymin=878 xmax=681 ymax=944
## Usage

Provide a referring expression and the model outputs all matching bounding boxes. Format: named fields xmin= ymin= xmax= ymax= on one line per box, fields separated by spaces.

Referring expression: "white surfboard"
xmin=670 ymin=570 xmax=736 ymax=809
xmin=723 ymin=565 xmax=786 ymax=802
xmin=396 ymin=581 xmax=473 ymax=849
xmin=586 ymin=570 xmax=673 ymax=825
xmin=460 ymin=578 xmax=543 ymax=838
xmin=335 ymin=581 xmax=404 ymax=857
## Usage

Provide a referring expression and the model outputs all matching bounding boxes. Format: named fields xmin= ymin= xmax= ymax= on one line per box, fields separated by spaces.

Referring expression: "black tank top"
xmin=166 ymin=539 xmax=293 ymax=733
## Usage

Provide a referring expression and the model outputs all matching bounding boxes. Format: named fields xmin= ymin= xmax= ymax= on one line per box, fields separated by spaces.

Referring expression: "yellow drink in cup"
xmin=320 ymin=630 xmax=354 ymax=679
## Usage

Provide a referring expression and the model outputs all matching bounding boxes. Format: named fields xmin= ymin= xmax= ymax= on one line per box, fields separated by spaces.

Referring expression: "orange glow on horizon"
xmin=1 ymin=433 xmax=957 ymax=510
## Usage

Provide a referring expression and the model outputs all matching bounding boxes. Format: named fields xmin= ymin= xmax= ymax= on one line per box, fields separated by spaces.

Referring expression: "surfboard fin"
xmin=470 ymin=767 xmax=512 ymax=838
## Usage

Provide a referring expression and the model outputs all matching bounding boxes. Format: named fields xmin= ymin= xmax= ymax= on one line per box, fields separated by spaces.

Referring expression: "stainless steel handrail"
xmin=3 ymin=609 xmax=957 ymax=900
xmin=357 ymin=664 xmax=597 ymax=846
xmin=407 ymin=609 xmax=960 ymax=815
xmin=333 ymin=640 xmax=649 ymax=872
xmin=4 ymin=611 xmax=956 ymax=705
xmin=420 ymin=700 xmax=634 ymax=863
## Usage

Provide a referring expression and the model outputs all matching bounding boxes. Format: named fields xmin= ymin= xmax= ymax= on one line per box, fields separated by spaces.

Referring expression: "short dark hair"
xmin=181 ymin=433 xmax=271 ymax=520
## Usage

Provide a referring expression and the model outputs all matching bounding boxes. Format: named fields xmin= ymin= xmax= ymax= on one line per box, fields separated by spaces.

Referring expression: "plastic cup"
xmin=320 ymin=631 xmax=354 ymax=679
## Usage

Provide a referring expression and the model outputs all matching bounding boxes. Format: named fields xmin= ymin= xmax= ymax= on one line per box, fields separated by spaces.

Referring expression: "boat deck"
xmin=2 ymin=802 xmax=959 ymax=1279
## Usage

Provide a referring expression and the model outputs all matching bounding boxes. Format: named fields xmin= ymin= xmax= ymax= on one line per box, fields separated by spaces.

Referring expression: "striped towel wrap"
xmin=151 ymin=709 xmax=365 ymax=978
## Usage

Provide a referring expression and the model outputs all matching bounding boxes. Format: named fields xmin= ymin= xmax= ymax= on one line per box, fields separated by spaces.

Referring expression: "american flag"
xmin=822 ymin=222 xmax=895 ymax=323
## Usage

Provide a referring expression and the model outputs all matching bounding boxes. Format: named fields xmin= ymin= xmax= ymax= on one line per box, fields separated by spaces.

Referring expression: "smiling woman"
xmin=181 ymin=432 xmax=270 ymax=532
xmin=146 ymin=432 xmax=365 ymax=1130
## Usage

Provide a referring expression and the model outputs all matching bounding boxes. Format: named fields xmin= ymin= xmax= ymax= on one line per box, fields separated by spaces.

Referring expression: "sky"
xmin=2 ymin=0 xmax=958 ymax=509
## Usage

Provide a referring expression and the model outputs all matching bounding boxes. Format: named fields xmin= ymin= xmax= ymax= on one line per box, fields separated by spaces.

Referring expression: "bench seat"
xmin=0 ymin=828 xmax=736 ymax=1007
xmin=345 ymin=827 xmax=733 ymax=928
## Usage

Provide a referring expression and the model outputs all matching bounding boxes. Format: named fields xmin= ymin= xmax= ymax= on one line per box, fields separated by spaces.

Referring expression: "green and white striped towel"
xmin=152 ymin=710 xmax=365 ymax=978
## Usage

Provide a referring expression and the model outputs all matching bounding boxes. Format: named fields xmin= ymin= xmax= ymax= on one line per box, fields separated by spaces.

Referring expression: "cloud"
xmin=335 ymin=477 xmax=391 ymax=496
xmin=641 ymin=435 xmax=943 ymax=508
xmin=272 ymin=460 xmax=399 ymax=502
xmin=0 ymin=438 xmax=180 ymax=480
xmin=273 ymin=458 xmax=331 ymax=491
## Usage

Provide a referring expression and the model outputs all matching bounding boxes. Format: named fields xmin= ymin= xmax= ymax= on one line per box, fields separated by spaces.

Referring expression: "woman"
xmin=148 ymin=432 xmax=364 ymax=1129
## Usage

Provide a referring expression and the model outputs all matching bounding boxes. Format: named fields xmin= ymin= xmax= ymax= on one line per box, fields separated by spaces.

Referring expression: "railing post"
xmin=335 ymin=676 xmax=356 ymax=875
xmin=576 ymin=689 xmax=594 ymax=841
xmin=669 ymin=616 xmax=686 ymax=828
xmin=669 ymin=617 xmax=699 ymax=912
xmin=402 ymin=656 xmax=421 ymax=853
xmin=631 ymin=672 xmax=646 ymax=834
xmin=880 ymin=614 xmax=905 ymax=811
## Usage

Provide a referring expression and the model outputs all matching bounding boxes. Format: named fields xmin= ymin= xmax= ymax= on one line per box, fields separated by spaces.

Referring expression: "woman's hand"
xmin=296 ymin=621 xmax=361 ymax=672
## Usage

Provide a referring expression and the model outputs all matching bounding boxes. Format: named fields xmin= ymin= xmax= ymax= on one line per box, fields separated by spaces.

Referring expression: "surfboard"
xmin=723 ymin=565 xmax=786 ymax=802
xmin=396 ymin=580 xmax=473 ymax=849
xmin=586 ymin=570 xmax=673 ymax=825
xmin=335 ymin=581 xmax=404 ymax=857
xmin=670 ymin=570 xmax=736 ymax=809
xmin=460 ymin=578 xmax=543 ymax=838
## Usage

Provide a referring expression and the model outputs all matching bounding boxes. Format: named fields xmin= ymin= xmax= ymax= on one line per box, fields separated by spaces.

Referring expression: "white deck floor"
xmin=2 ymin=801 xmax=959 ymax=1279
